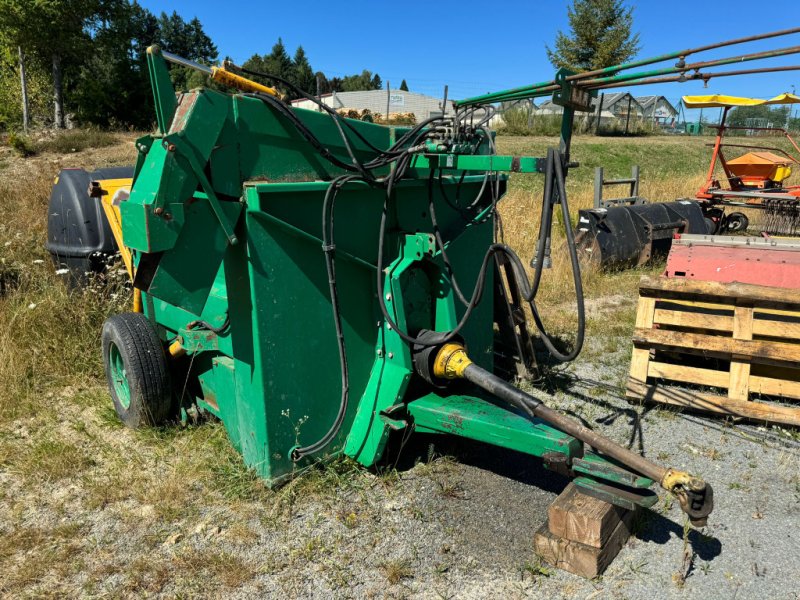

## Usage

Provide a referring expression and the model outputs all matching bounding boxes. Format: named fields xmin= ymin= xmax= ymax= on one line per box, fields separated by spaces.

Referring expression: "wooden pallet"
xmin=627 ymin=276 xmax=800 ymax=426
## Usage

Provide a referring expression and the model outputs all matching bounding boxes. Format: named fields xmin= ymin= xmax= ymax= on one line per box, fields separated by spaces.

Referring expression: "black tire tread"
xmin=102 ymin=312 xmax=171 ymax=428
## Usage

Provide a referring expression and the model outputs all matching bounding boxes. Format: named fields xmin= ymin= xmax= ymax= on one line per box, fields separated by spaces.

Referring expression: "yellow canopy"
xmin=682 ymin=93 xmax=800 ymax=108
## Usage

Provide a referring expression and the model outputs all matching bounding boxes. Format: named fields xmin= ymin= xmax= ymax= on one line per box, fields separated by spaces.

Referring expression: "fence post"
xmin=595 ymin=93 xmax=605 ymax=135
xmin=624 ymin=95 xmax=632 ymax=136
xmin=386 ymin=81 xmax=391 ymax=123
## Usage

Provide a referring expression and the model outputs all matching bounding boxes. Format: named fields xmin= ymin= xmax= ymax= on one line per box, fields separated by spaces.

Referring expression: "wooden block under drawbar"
xmin=548 ymin=483 xmax=630 ymax=548
xmin=534 ymin=517 xmax=632 ymax=579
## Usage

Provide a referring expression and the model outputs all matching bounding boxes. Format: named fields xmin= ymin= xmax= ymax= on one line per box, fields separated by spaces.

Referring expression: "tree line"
xmin=0 ymin=1 xmax=401 ymax=131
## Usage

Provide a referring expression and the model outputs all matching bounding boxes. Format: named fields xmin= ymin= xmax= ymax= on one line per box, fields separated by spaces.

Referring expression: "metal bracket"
xmin=552 ymin=68 xmax=596 ymax=112
xmin=379 ymin=403 xmax=409 ymax=431
xmin=164 ymin=134 xmax=239 ymax=246
xmin=573 ymin=477 xmax=659 ymax=511
xmin=403 ymin=233 xmax=436 ymax=260
xmin=178 ymin=327 xmax=220 ymax=354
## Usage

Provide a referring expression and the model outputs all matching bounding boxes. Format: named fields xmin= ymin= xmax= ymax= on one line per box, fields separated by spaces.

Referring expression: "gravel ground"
xmin=202 ymin=366 xmax=797 ymax=599
xmin=2 ymin=343 xmax=798 ymax=598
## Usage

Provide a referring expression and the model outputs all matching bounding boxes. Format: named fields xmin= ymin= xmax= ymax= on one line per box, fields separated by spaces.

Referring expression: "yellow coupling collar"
xmin=432 ymin=343 xmax=473 ymax=380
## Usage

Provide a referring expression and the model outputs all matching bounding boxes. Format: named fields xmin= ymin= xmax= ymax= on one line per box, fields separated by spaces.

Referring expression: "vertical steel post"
xmin=595 ymin=93 xmax=605 ymax=135
xmin=624 ymin=95 xmax=633 ymax=135
xmin=386 ymin=81 xmax=390 ymax=123
xmin=560 ymin=107 xmax=575 ymax=166
xmin=631 ymin=165 xmax=640 ymax=199
xmin=594 ymin=167 xmax=604 ymax=208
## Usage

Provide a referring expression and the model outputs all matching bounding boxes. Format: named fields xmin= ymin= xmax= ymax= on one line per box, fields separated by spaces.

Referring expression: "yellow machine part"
xmin=682 ymin=92 xmax=800 ymax=108
xmin=727 ymin=151 xmax=792 ymax=185
xmin=211 ymin=67 xmax=280 ymax=97
xmin=94 ymin=177 xmax=139 ymax=311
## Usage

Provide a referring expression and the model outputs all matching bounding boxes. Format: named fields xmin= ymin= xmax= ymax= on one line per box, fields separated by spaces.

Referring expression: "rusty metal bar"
xmin=566 ymin=26 xmax=800 ymax=81
xmin=458 ymin=27 xmax=800 ymax=106
xmin=580 ymin=45 xmax=800 ymax=87
xmin=584 ymin=65 xmax=800 ymax=91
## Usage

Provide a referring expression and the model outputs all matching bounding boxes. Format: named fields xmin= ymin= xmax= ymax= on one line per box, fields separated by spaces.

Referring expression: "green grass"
xmin=2 ymin=128 xmax=120 ymax=158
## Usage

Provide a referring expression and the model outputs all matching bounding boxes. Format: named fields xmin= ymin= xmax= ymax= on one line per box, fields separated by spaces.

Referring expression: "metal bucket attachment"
xmin=575 ymin=200 xmax=711 ymax=269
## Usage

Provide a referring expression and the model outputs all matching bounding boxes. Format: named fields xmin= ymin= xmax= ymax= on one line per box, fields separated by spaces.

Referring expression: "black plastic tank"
xmin=575 ymin=200 xmax=711 ymax=269
xmin=46 ymin=166 xmax=134 ymax=283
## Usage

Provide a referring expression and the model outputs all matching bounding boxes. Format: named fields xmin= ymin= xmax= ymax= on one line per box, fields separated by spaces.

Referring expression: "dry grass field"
xmin=0 ymin=130 xmax=797 ymax=598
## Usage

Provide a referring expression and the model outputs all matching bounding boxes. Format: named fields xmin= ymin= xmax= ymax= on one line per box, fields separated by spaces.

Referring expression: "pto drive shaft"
xmin=428 ymin=341 xmax=714 ymax=526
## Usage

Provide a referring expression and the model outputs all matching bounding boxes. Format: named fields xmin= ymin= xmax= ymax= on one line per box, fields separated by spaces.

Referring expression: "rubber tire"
xmin=725 ymin=212 xmax=749 ymax=233
xmin=101 ymin=312 xmax=172 ymax=428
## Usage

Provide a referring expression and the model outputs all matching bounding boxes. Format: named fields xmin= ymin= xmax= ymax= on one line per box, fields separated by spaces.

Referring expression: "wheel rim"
xmin=108 ymin=342 xmax=131 ymax=409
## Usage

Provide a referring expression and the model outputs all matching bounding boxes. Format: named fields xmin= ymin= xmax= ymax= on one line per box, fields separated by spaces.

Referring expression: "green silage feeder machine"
xmin=86 ymin=46 xmax=716 ymax=526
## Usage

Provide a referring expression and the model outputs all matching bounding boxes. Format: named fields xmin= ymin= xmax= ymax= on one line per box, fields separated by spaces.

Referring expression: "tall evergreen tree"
xmin=157 ymin=10 xmax=217 ymax=91
xmin=265 ymin=38 xmax=293 ymax=81
xmin=0 ymin=0 xmax=101 ymax=127
xmin=341 ymin=70 xmax=382 ymax=92
xmin=292 ymin=46 xmax=315 ymax=96
xmin=546 ymin=0 xmax=640 ymax=71
xmin=72 ymin=0 xmax=159 ymax=127
xmin=399 ymin=79 xmax=409 ymax=91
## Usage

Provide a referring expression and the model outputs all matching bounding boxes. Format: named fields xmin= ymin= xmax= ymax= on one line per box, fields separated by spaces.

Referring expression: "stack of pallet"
xmin=627 ymin=276 xmax=800 ymax=426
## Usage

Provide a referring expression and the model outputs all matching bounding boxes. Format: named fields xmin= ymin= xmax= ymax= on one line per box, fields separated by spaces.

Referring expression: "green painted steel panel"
xmin=119 ymin=49 xmax=554 ymax=487
xmin=407 ymin=392 xmax=582 ymax=458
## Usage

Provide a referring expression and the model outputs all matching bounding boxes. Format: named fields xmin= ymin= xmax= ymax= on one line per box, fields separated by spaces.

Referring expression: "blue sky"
xmin=138 ymin=0 xmax=800 ymax=119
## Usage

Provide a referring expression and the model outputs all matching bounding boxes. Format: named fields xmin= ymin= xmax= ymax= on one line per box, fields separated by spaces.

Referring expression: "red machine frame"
xmin=698 ymin=105 xmax=800 ymax=203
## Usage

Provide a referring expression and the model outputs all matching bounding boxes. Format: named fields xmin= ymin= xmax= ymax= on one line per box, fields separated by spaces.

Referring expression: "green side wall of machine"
xmin=88 ymin=46 xmax=716 ymax=525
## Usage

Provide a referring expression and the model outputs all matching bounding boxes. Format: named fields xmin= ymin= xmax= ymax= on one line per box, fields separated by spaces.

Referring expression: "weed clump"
xmin=7 ymin=132 xmax=36 ymax=157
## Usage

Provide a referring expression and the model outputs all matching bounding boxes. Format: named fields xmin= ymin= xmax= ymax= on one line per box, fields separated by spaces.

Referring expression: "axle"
xmin=421 ymin=339 xmax=714 ymax=527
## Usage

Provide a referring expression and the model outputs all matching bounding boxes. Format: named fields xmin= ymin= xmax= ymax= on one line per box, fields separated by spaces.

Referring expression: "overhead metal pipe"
xmin=580 ymin=45 xmax=800 ymax=87
xmin=586 ymin=65 xmax=800 ymax=91
xmin=566 ymin=26 xmax=800 ymax=82
xmin=457 ymin=27 xmax=800 ymax=107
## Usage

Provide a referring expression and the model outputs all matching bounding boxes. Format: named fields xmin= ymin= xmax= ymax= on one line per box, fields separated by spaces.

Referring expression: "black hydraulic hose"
xmin=292 ymin=123 xmax=440 ymax=459
xmin=188 ymin=315 xmax=230 ymax=335
xmin=382 ymin=147 xmax=584 ymax=362
xmin=247 ymin=92 xmax=360 ymax=174
xmin=239 ymin=65 xmax=452 ymax=170
xmin=292 ymin=175 xmax=359 ymax=460
xmin=530 ymin=149 xmax=556 ymax=296
xmin=527 ymin=149 xmax=585 ymax=362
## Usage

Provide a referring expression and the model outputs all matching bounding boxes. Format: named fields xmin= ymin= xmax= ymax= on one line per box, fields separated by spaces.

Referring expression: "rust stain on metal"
xmin=204 ymin=391 xmax=219 ymax=411
xmin=444 ymin=412 xmax=465 ymax=432
xmin=169 ymin=93 xmax=197 ymax=134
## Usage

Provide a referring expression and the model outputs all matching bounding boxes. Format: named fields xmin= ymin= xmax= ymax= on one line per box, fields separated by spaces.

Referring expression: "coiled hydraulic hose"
xmin=375 ymin=147 xmax=585 ymax=361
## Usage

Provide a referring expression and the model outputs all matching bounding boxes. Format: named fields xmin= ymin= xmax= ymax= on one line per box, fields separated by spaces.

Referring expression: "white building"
xmin=290 ymin=89 xmax=498 ymax=126
xmin=535 ymin=92 xmax=644 ymax=122
xmin=635 ymin=96 xmax=679 ymax=125
xmin=291 ymin=90 xmax=452 ymax=122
